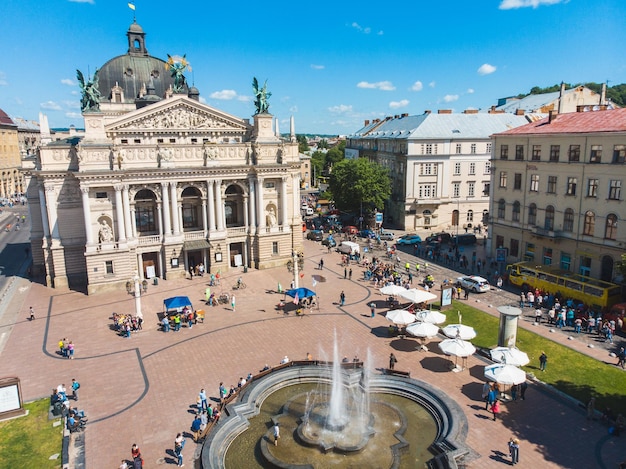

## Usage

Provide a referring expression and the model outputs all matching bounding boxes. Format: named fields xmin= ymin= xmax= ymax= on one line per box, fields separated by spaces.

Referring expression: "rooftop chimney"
xmin=515 ymin=109 xmax=525 ymax=116
xmin=438 ymin=109 xmax=452 ymax=114
xmin=548 ymin=110 xmax=558 ymax=123
xmin=463 ymin=109 xmax=479 ymax=114
xmin=364 ymin=120 xmax=370 ymax=126
xmin=600 ymin=83 xmax=607 ymax=106
xmin=424 ymin=110 xmax=431 ymax=114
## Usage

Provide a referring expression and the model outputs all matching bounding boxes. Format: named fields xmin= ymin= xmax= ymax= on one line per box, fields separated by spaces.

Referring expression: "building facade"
xmin=346 ymin=110 xmax=533 ymax=232
xmin=0 ymin=109 xmax=25 ymax=198
xmin=490 ymin=107 xmax=626 ymax=282
xmin=25 ymin=22 xmax=301 ymax=294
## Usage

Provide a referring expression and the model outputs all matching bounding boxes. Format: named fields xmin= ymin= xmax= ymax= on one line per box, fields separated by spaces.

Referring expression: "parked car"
xmin=342 ymin=225 xmax=359 ymax=235
xmin=306 ymin=230 xmax=324 ymax=241
xmin=397 ymin=234 xmax=422 ymax=245
xmin=456 ymin=276 xmax=490 ymax=293
xmin=321 ymin=236 xmax=337 ymax=248
xmin=359 ymin=229 xmax=376 ymax=239
xmin=451 ymin=233 xmax=477 ymax=246
xmin=426 ymin=232 xmax=452 ymax=246
xmin=379 ymin=230 xmax=395 ymax=241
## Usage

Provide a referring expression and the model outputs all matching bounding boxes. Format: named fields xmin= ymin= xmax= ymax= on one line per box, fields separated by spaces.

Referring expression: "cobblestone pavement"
xmin=1 ymin=236 xmax=625 ymax=468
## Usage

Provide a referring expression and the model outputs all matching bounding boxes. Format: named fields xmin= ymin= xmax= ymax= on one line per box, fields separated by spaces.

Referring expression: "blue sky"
xmin=2 ymin=0 xmax=625 ymax=135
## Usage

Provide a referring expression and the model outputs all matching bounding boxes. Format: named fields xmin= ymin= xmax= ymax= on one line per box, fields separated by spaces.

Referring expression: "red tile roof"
xmin=494 ymin=108 xmax=626 ymax=136
xmin=0 ymin=109 xmax=16 ymax=127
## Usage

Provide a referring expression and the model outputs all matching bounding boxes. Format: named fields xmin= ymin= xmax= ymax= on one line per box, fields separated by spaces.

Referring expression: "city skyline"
xmin=2 ymin=0 xmax=625 ymax=134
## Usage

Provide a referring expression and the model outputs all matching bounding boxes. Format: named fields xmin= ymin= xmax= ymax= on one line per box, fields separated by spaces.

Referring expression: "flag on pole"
xmin=293 ymin=292 xmax=299 ymax=305
xmin=128 ymin=2 xmax=136 ymax=10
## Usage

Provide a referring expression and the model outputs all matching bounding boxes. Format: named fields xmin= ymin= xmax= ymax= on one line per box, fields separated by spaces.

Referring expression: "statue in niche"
xmin=98 ymin=220 xmax=113 ymax=243
xmin=266 ymin=206 xmax=277 ymax=227
xmin=203 ymin=143 xmax=217 ymax=165
xmin=252 ymin=77 xmax=271 ymax=115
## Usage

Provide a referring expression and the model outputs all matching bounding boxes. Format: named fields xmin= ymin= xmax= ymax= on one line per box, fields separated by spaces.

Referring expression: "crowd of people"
xmin=111 ymin=312 xmax=143 ymax=338
xmin=57 ymin=337 xmax=76 ymax=358
xmin=160 ymin=306 xmax=202 ymax=332
xmin=50 ymin=379 xmax=86 ymax=433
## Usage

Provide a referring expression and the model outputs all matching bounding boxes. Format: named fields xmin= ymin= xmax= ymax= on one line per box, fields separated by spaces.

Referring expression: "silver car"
xmin=379 ymin=231 xmax=395 ymax=241
xmin=456 ymin=276 xmax=490 ymax=293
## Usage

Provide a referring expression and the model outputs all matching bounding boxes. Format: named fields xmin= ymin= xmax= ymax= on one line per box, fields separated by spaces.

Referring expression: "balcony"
xmin=530 ymin=226 xmax=563 ymax=239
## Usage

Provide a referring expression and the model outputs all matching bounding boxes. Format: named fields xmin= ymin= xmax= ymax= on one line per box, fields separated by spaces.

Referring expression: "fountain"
xmin=202 ymin=340 xmax=470 ymax=468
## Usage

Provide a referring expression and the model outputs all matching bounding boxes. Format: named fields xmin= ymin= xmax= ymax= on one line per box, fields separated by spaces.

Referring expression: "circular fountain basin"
xmin=202 ymin=364 xmax=470 ymax=469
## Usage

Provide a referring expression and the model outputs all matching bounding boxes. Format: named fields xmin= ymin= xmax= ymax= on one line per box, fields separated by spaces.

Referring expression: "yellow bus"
xmin=506 ymin=261 xmax=622 ymax=310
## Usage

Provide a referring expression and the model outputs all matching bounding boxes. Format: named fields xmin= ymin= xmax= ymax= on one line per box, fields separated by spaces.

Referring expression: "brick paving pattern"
xmin=1 ymin=237 xmax=625 ymax=468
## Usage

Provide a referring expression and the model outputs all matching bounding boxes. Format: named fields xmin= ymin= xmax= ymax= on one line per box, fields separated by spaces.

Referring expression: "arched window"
xmin=134 ymin=189 xmax=157 ymax=234
xmin=544 ymin=205 xmax=555 ymax=231
xmin=583 ymin=211 xmax=595 ymax=236
xmin=181 ymin=186 xmax=202 ymax=230
xmin=605 ymin=213 xmax=618 ymax=240
xmin=512 ymin=201 xmax=520 ymax=222
xmin=563 ymin=208 xmax=574 ymax=232
xmin=467 ymin=209 xmax=473 ymax=222
xmin=497 ymin=199 xmax=506 ymax=219
xmin=528 ymin=203 xmax=537 ymax=226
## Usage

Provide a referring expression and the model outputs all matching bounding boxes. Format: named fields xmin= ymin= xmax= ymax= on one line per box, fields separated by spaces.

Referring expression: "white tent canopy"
xmin=442 ymin=324 xmax=477 ymax=340
xmin=414 ymin=310 xmax=447 ymax=324
xmin=385 ymin=309 xmax=416 ymax=326
xmin=438 ymin=338 xmax=476 ymax=357
xmin=484 ymin=364 xmax=527 ymax=385
xmin=490 ymin=347 xmax=530 ymax=366
xmin=406 ymin=321 xmax=440 ymax=338
xmin=380 ymin=284 xmax=408 ymax=296
xmin=398 ymin=289 xmax=438 ymax=304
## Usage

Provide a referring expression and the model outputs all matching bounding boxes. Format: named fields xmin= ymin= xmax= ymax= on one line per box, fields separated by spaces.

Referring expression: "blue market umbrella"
xmin=285 ymin=287 xmax=316 ymax=299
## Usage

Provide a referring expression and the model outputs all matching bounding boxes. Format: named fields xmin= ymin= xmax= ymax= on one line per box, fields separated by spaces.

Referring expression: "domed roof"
xmin=96 ymin=21 xmax=187 ymax=103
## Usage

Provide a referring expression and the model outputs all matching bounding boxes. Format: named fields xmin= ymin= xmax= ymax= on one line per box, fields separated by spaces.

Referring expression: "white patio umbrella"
xmin=414 ymin=309 xmax=447 ymax=325
xmin=406 ymin=321 xmax=440 ymax=338
xmin=380 ymin=284 xmax=408 ymax=296
xmin=385 ymin=309 xmax=416 ymax=326
xmin=490 ymin=347 xmax=530 ymax=367
xmin=398 ymin=289 xmax=438 ymax=304
xmin=442 ymin=324 xmax=477 ymax=340
xmin=438 ymin=338 xmax=476 ymax=370
xmin=484 ymin=363 xmax=527 ymax=385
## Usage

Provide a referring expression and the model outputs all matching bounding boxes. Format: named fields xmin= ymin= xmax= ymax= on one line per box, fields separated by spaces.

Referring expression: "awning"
xmin=183 ymin=239 xmax=211 ymax=251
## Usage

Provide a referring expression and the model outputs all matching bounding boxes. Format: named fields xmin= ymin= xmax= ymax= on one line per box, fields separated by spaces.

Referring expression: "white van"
xmin=337 ymin=241 xmax=360 ymax=255
xmin=305 ymin=207 xmax=315 ymax=216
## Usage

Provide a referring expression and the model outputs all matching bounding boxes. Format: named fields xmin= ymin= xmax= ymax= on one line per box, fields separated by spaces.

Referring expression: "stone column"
xmin=161 ymin=182 xmax=171 ymax=235
xmin=114 ymin=184 xmax=127 ymax=242
xmin=80 ymin=186 xmax=93 ymax=245
xmin=122 ymin=185 xmax=133 ymax=240
xmin=170 ymin=182 xmax=180 ymax=235
xmin=156 ymin=203 xmax=163 ymax=236
xmin=44 ymin=183 xmax=60 ymax=240
xmin=243 ymin=195 xmax=249 ymax=230
xmin=38 ymin=184 xmax=51 ymax=238
xmin=215 ymin=180 xmax=224 ymax=231
xmin=280 ymin=177 xmax=288 ymax=226
xmin=202 ymin=200 xmax=208 ymax=235
xmin=207 ymin=180 xmax=216 ymax=232
xmin=292 ymin=175 xmax=300 ymax=224
xmin=248 ymin=178 xmax=256 ymax=232
xmin=130 ymin=204 xmax=137 ymax=238
xmin=257 ymin=176 xmax=265 ymax=230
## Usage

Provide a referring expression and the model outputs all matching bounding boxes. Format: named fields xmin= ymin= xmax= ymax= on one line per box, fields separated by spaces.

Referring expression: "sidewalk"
xmin=0 ymin=237 xmax=624 ymax=468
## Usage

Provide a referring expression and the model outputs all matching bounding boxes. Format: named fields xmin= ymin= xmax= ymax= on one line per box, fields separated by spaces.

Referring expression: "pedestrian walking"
xmin=29 ymin=306 xmax=35 ymax=321
xmin=491 ymin=399 xmax=500 ymax=421
xmin=319 ymin=258 xmax=324 ymax=270
xmin=339 ymin=291 xmax=345 ymax=306
xmin=464 ymin=288 xmax=469 ymax=300
xmin=519 ymin=381 xmax=527 ymax=400
xmin=344 ymin=267 xmax=347 ymax=279
xmin=389 ymin=353 xmax=397 ymax=370
xmin=370 ymin=302 xmax=376 ymax=318
xmin=486 ymin=385 xmax=497 ymax=410
xmin=508 ymin=438 xmax=520 ymax=465
xmin=174 ymin=432 xmax=186 ymax=467
xmin=273 ymin=423 xmax=280 ymax=446
xmin=71 ymin=378 xmax=80 ymax=401
xmin=539 ymin=352 xmax=548 ymax=371
xmin=231 ymin=295 xmax=236 ymax=312
xmin=587 ymin=397 xmax=596 ymax=420
xmin=348 ymin=268 xmax=352 ymax=280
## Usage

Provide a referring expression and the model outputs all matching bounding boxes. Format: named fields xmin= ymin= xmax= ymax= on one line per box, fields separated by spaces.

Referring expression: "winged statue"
xmin=252 ymin=77 xmax=271 ymax=115
xmin=76 ymin=69 xmax=101 ymax=112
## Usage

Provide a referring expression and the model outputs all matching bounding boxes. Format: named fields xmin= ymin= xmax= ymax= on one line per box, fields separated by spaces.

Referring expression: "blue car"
xmin=358 ymin=229 xmax=376 ymax=239
xmin=397 ymin=234 xmax=422 ymax=245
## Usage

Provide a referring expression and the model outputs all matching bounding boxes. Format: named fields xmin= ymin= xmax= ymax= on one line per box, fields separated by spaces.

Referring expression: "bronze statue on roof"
xmin=77 ymin=69 xmax=101 ymax=112
xmin=252 ymin=77 xmax=271 ymax=115
xmin=165 ymin=54 xmax=191 ymax=94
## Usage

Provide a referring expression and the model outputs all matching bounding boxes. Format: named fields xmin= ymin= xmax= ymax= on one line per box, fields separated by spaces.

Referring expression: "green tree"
xmin=310 ymin=151 xmax=325 ymax=185
xmin=296 ymin=134 xmax=309 ymax=153
xmin=329 ymin=158 xmax=391 ymax=214
xmin=318 ymin=139 xmax=329 ymax=150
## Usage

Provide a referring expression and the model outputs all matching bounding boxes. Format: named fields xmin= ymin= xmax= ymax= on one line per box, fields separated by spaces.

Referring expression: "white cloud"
xmin=499 ymin=0 xmax=566 ymax=9
xmin=389 ymin=100 xmax=409 ymax=109
xmin=467 ymin=88 xmax=475 ymax=94
xmin=477 ymin=63 xmax=497 ymax=75
xmin=310 ymin=64 xmax=325 ymax=70
xmin=429 ymin=81 xmax=436 ymax=88
xmin=328 ymin=104 xmax=353 ymax=114
xmin=289 ymin=105 xmax=298 ymax=113
xmin=68 ymin=0 xmax=95 ymax=3
xmin=210 ymin=89 xmax=237 ymax=100
xmin=350 ymin=22 xmax=382 ymax=35
xmin=410 ymin=81 xmax=423 ymax=92
xmin=40 ymin=101 xmax=62 ymax=111
xmin=63 ymin=100 xmax=80 ymax=109
xmin=237 ymin=95 xmax=252 ymax=102
xmin=356 ymin=81 xmax=395 ymax=91
xmin=65 ymin=112 xmax=82 ymax=119
xmin=443 ymin=94 xmax=459 ymax=103
xmin=0 ymin=72 xmax=7 ymax=86
xmin=61 ymin=78 xmax=75 ymax=86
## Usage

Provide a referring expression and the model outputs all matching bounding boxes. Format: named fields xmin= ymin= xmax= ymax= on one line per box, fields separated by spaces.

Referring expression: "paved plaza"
xmin=1 ymin=237 xmax=625 ymax=468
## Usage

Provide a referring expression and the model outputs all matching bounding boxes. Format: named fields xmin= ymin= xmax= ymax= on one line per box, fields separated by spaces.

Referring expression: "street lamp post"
xmin=292 ymin=250 xmax=299 ymax=289
xmin=126 ymin=271 xmax=144 ymax=317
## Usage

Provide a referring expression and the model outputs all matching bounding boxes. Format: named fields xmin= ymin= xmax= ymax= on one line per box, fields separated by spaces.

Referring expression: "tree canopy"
xmin=296 ymin=134 xmax=309 ymax=153
xmin=328 ymin=158 xmax=391 ymax=214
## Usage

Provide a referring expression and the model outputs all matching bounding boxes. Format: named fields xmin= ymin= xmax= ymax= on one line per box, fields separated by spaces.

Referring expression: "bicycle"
xmin=232 ymin=279 xmax=247 ymax=290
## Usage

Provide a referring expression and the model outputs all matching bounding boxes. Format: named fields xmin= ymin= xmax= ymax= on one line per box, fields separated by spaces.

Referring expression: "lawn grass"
xmin=441 ymin=300 xmax=626 ymax=416
xmin=0 ymin=398 xmax=63 ymax=469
